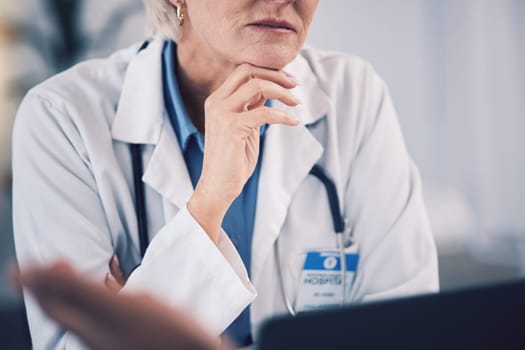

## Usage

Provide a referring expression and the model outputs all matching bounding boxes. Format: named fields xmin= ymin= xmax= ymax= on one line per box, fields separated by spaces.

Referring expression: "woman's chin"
xmin=238 ymin=51 xmax=298 ymax=70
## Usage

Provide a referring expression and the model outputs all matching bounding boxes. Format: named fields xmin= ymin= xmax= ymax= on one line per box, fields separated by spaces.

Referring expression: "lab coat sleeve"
xmin=13 ymin=92 xmax=107 ymax=350
xmin=344 ymin=63 xmax=439 ymax=303
xmin=12 ymin=91 xmax=255 ymax=349
xmin=123 ymin=206 xmax=257 ymax=336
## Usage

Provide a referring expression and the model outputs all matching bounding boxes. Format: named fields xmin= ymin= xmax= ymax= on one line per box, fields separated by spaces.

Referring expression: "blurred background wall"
xmin=1 ymin=0 xmax=524 ymax=301
xmin=0 ymin=0 xmax=146 ymax=301
xmin=308 ymin=0 xmax=525 ymax=286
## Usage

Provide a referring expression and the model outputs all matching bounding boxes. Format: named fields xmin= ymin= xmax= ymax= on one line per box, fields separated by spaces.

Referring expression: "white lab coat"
xmin=13 ymin=38 xmax=439 ymax=349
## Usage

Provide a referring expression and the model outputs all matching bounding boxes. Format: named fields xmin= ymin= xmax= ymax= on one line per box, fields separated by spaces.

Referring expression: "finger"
xmin=225 ymin=78 xmax=301 ymax=111
xmin=216 ymin=64 xmax=297 ymax=98
xmin=20 ymin=262 xmax=116 ymax=316
xmin=22 ymin=262 xmax=224 ymax=350
xmin=19 ymin=261 xmax=76 ymax=295
xmin=237 ymin=107 xmax=300 ymax=129
xmin=104 ymin=273 xmax=123 ymax=293
xmin=109 ymin=255 xmax=126 ymax=286
xmin=248 ymin=98 xmax=267 ymax=110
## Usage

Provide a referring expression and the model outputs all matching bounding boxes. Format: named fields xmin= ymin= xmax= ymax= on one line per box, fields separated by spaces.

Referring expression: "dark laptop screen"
xmin=258 ymin=279 xmax=525 ymax=350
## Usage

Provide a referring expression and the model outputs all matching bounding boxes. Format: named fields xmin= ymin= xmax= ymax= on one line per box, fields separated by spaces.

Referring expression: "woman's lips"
xmin=247 ymin=19 xmax=296 ymax=33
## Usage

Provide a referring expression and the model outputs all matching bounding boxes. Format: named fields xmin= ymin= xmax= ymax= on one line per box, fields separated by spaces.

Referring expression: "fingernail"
xmin=283 ymin=71 xmax=300 ymax=86
xmin=292 ymin=95 xmax=303 ymax=105
xmin=286 ymin=115 xmax=300 ymax=125
xmin=112 ymin=255 xmax=120 ymax=267
xmin=289 ymin=76 xmax=300 ymax=86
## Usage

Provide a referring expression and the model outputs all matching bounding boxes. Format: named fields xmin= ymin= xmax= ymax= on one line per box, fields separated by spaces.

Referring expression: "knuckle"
xmin=250 ymin=78 xmax=265 ymax=92
xmin=204 ymin=96 xmax=215 ymax=110
xmin=238 ymin=63 xmax=253 ymax=76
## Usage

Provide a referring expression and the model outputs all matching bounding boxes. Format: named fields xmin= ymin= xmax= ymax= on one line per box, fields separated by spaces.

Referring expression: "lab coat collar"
xmin=112 ymin=38 xmax=194 ymax=212
xmin=112 ymin=39 xmax=165 ymax=145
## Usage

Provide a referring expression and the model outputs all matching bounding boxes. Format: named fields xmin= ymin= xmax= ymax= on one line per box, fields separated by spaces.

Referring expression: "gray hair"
xmin=144 ymin=0 xmax=182 ymax=41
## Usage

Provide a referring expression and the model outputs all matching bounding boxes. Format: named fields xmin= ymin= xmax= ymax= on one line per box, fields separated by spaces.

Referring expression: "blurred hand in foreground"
xmin=14 ymin=261 xmax=231 ymax=350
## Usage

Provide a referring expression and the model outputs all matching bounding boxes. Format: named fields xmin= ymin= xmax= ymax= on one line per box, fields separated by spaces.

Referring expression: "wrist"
xmin=187 ymin=187 xmax=231 ymax=244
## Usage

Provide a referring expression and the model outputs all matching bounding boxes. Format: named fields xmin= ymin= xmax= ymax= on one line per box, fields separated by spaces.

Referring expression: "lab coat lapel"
xmin=112 ymin=38 xmax=193 ymax=218
xmin=142 ymin=120 xmax=194 ymax=216
xmin=251 ymin=53 xmax=331 ymax=280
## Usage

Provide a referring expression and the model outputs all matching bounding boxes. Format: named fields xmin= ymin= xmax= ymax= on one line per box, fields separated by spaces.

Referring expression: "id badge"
xmin=294 ymin=245 xmax=359 ymax=312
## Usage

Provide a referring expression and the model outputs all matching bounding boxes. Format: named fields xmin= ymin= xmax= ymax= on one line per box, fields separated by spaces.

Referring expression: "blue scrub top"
xmin=162 ymin=40 xmax=266 ymax=346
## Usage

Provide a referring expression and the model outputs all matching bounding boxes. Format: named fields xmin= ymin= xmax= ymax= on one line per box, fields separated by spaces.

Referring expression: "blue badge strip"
xmin=303 ymin=251 xmax=359 ymax=271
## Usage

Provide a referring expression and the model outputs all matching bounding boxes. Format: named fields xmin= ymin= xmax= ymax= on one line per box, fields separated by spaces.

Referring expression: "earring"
xmin=175 ymin=1 xmax=185 ymax=26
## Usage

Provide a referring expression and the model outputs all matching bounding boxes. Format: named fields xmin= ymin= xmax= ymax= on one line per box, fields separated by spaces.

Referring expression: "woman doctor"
xmin=13 ymin=0 xmax=439 ymax=348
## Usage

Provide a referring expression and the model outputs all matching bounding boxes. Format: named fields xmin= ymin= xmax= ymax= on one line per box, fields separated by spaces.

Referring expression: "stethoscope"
xmin=130 ymin=40 xmax=354 ymax=317
xmin=130 ymin=143 xmax=353 ymax=317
